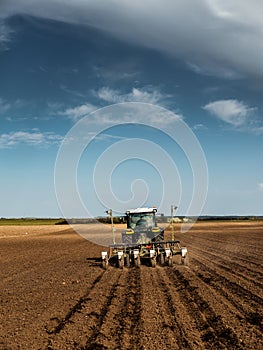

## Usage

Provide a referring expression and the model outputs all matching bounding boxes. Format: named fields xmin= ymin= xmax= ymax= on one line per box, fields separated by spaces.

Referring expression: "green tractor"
xmin=101 ymin=207 xmax=188 ymax=269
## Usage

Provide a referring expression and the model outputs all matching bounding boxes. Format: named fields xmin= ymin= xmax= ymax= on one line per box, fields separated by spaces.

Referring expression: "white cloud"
xmin=97 ymin=87 xmax=166 ymax=104
xmin=203 ymin=99 xmax=255 ymax=127
xmin=0 ymin=20 xmax=12 ymax=50
xmin=0 ymin=130 xmax=63 ymax=148
xmin=192 ymin=123 xmax=208 ymax=131
xmin=59 ymin=86 xmax=175 ymax=121
xmin=76 ymin=101 xmax=182 ymax=126
xmin=59 ymin=103 xmax=97 ymax=121
xmin=259 ymin=183 xmax=263 ymax=190
xmin=1 ymin=1 xmax=263 ymax=78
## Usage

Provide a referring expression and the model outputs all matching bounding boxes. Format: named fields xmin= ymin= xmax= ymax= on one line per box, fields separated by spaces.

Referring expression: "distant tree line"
xmin=1 ymin=215 xmax=262 ymax=225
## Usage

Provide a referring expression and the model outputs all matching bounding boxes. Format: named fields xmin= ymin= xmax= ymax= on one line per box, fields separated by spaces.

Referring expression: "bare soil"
xmin=0 ymin=222 xmax=262 ymax=349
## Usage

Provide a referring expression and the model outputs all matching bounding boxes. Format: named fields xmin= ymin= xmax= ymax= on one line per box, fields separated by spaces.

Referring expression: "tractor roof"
xmin=126 ymin=207 xmax=157 ymax=214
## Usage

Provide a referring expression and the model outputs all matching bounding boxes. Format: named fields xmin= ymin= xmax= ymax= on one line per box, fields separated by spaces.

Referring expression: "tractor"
xmin=101 ymin=207 xmax=188 ymax=269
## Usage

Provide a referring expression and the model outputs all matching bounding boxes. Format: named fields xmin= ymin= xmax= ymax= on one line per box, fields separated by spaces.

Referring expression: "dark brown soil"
xmin=0 ymin=222 xmax=262 ymax=349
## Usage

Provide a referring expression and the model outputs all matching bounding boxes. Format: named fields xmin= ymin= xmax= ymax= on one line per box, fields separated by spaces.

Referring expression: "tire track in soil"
xmin=45 ymin=268 xmax=122 ymax=349
xmin=165 ymin=267 xmax=244 ymax=350
xmin=205 ymin=250 xmax=263 ymax=282
xmin=153 ymin=268 xmax=194 ymax=349
xmin=45 ymin=271 xmax=106 ymax=336
xmin=190 ymin=256 xmax=263 ymax=334
xmin=186 ymin=240 xmax=263 ymax=272
xmin=109 ymin=267 xmax=142 ymax=350
xmin=78 ymin=272 xmax=125 ymax=350
xmin=190 ymin=254 xmax=263 ymax=311
xmin=185 ymin=243 xmax=263 ymax=271
xmin=195 ymin=268 xmax=263 ymax=336
xmin=138 ymin=266 xmax=192 ymax=350
xmin=1 ymin=250 xmax=84 ymax=284
xmin=184 ymin=237 xmax=263 ymax=268
xmin=82 ymin=267 xmax=143 ymax=350
xmin=185 ymin=234 xmax=263 ymax=250
xmin=45 ymin=267 xmax=143 ymax=350
xmin=189 ymin=246 xmax=263 ymax=292
xmin=185 ymin=238 xmax=263 ymax=271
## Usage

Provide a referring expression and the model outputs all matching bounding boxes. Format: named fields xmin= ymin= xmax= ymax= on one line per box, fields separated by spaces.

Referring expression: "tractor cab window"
xmin=128 ymin=213 xmax=155 ymax=229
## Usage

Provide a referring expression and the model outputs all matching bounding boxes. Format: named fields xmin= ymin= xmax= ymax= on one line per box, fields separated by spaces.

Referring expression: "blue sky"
xmin=0 ymin=1 xmax=263 ymax=217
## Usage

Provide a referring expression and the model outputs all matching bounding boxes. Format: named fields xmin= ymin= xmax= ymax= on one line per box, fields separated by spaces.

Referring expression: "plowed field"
xmin=0 ymin=222 xmax=262 ymax=349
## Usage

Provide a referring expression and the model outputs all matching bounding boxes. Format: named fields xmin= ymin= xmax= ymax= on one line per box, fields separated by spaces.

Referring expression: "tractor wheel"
xmin=134 ymin=256 xmax=141 ymax=268
xmin=182 ymin=255 xmax=189 ymax=266
xmin=118 ymin=256 xmax=124 ymax=269
xmin=159 ymin=253 xmax=165 ymax=266
xmin=168 ymin=256 xmax=173 ymax=267
xmin=151 ymin=257 xmax=156 ymax=268
xmin=126 ymin=253 xmax=130 ymax=268
xmin=174 ymin=254 xmax=181 ymax=265
xmin=102 ymin=260 xmax=108 ymax=270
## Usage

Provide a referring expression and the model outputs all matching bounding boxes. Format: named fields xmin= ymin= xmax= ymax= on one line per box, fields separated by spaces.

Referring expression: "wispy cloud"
xmin=0 ymin=20 xmax=13 ymax=50
xmin=59 ymin=103 xmax=97 ymax=121
xmin=0 ymin=98 xmax=11 ymax=113
xmin=187 ymin=61 xmax=241 ymax=79
xmin=59 ymin=86 xmax=175 ymax=122
xmin=0 ymin=130 xmax=63 ymax=148
xmin=86 ymin=132 xmax=125 ymax=143
xmin=203 ymin=99 xmax=256 ymax=127
xmin=96 ymin=87 xmax=167 ymax=104
xmin=192 ymin=123 xmax=208 ymax=131
xmin=258 ymin=183 xmax=263 ymax=191
xmin=1 ymin=1 xmax=263 ymax=78
xmin=60 ymin=84 xmax=86 ymax=98
xmin=65 ymin=101 xmax=182 ymax=126
xmin=93 ymin=65 xmax=139 ymax=81
xmin=47 ymin=101 xmax=64 ymax=115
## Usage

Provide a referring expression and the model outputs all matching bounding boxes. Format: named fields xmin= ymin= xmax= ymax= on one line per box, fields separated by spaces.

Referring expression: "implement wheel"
xmin=182 ymin=255 xmax=189 ymax=266
xmin=118 ymin=256 xmax=124 ymax=269
xmin=151 ymin=257 xmax=156 ymax=268
xmin=102 ymin=260 xmax=108 ymax=270
xmin=134 ymin=256 xmax=141 ymax=268
xmin=159 ymin=252 xmax=165 ymax=266
xmin=126 ymin=253 xmax=130 ymax=268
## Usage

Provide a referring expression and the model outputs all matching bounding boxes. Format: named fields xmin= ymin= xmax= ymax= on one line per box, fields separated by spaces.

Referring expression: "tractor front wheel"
xmin=151 ymin=257 xmax=156 ymax=268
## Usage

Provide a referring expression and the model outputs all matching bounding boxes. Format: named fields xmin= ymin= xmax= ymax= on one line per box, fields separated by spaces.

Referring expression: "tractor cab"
xmin=126 ymin=208 xmax=156 ymax=230
xmin=122 ymin=207 xmax=163 ymax=244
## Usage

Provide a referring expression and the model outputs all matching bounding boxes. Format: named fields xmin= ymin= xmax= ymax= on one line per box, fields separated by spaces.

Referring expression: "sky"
xmin=0 ymin=0 xmax=263 ymax=218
